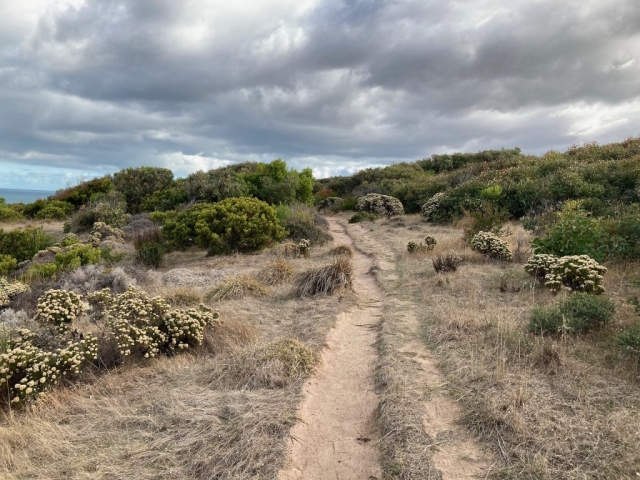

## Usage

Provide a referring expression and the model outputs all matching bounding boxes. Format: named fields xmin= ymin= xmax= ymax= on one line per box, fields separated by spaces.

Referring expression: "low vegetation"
xmin=291 ymin=257 xmax=353 ymax=297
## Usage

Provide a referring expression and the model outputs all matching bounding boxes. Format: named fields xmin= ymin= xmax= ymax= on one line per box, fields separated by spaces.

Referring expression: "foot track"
xmin=278 ymin=217 xmax=383 ymax=480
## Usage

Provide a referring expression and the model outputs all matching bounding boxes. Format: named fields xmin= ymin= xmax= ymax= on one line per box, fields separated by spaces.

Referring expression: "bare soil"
xmin=279 ymin=217 xmax=383 ymax=480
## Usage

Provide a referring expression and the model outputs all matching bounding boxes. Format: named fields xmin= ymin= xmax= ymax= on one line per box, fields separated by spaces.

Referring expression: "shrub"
xmin=0 ymin=279 xmax=29 ymax=307
xmin=194 ymin=197 xmax=286 ymax=255
xmin=205 ymin=275 xmax=270 ymax=301
xmin=35 ymin=289 xmax=84 ymax=333
xmin=355 ymin=193 xmax=404 ymax=217
xmin=60 ymin=233 xmax=79 ymax=247
xmin=23 ymin=199 xmax=74 ymax=220
xmin=0 ymin=227 xmax=55 ymax=262
xmin=113 ymin=166 xmax=175 ymax=214
xmin=318 ymin=197 xmax=344 ymax=212
xmin=20 ymin=263 xmax=59 ymax=283
xmin=470 ymin=231 xmax=512 ymax=261
xmin=526 ymin=254 xmax=607 ymax=294
xmin=278 ymin=204 xmax=332 ymax=245
xmin=65 ymin=191 xmax=131 ymax=233
xmin=54 ymin=176 xmax=114 ymax=207
xmin=291 ymin=257 xmax=353 ymax=297
xmin=0 ymin=332 xmax=97 ymax=406
xmin=0 ymin=254 xmax=17 ymax=276
xmin=421 ymin=191 xmax=447 ymax=221
xmin=424 ymin=236 xmax=437 ymax=250
xmin=133 ymin=226 xmax=165 ymax=268
xmin=408 ymin=236 xmax=437 ymax=254
xmin=617 ymin=325 xmax=640 ymax=359
xmin=163 ymin=305 xmax=221 ymax=351
xmin=162 ymin=203 xmax=211 ymax=248
xmin=462 ymin=203 xmax=509 ymax=242
xmin=163 ymin=288 xmax=203 ymax=307
xmin=529 ymin=293 xmax=615 ymax=334
xmin=258 ymin=258 xmax=296 ymax=285
xmin=348 ymin=211 xmax=378 ymax=223
xmin=89 ymin=222 xmax=125 ymax=245
xmin=432 ymin=251 xmax=462 ymax=273
xmin=54 ymin=244 xmax=102 ymax=270
xmin=329 ymin=244 xmax=353 ymax=257
xmin=0 ymin=199 xmax=24 ymax=221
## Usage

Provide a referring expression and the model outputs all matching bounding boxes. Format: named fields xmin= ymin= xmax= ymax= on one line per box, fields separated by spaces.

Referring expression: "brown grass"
xmin=343 ymin=213 xmax=640 ymax=479
xmin=290 ymin=256 xmax=353 ymax=297
xmin=257 ymin=257 xmax=296 ymax=285
xmin=329 ymin=244 xmax=353 ymax=257
xmin=162 ymin=286 xmax=203 ymax=307
xmin=205 ymin=274 xmax=270 ymax=301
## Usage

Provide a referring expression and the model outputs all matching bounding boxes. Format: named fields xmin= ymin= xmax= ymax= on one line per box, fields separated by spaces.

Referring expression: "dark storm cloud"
xmin=0 ymin=0 xmax=639 ymax=189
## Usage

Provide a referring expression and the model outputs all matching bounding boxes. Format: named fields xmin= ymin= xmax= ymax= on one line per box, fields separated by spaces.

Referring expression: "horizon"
xmin=1 ymin=1 xmax=639 ymax=190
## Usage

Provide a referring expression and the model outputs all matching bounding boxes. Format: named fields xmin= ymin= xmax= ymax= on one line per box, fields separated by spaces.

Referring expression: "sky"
xmin=1 ymin=0 xmax=639 ymax=191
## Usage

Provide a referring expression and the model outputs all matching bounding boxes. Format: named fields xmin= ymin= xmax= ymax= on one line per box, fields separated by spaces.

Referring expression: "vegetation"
xmin=529 ymin=293 xmax=615 ymax=334
xmin=0 ymin=227 xmax=55 ymax=262
xmin=291 ymin=257 xmax=353 ymax=297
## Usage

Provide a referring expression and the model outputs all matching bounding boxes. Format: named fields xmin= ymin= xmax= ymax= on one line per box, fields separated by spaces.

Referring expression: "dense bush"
xmin=194 ymin=198 xmax=286 ymax=254
xmin=0 ymin=198 xmax=24 ymax=221
xmin=0 ymin=278 xmax=29 ymax=307
xmin=113 ymin=166 xmax=175 ymax=214
xmin=617 ymin=325 xmax=640 ymax=359
xmin=421 ymin=192 xmax=447 ymax=222
xmin=317 ymin=196 xmax=344 ymax=211
xmin=526 ymin=254 xmax=606 ymax=294
xmin=0 ymin=227 xmax=55 ymax=262
xmin=139 ymin=180 xmax=188 ymax=212
xmin=162 ymin=203 xmax=212 ymax=248
xmin=470 ymin=231 xmax=512 ymax=261
xmin=0 ymin=254 xmax=17 ymax=276
xmin=54 ymin=176 xmax=113 ymax=208
xmin=22 ymin=199 xmax=74 ymax=220
xmin=355 ymin=193 xmax=404 ymax=217
xmin=348 ymin=211 xmax=378 ymax=223
xmin=36 ymin=289 xmax=84 ymax=333
xmin=21 ymin=244 xmax=103 ymax=283
xmin=65 ymin=190 xmax=130 ymax=233
xmin=529 ymin=293 xmax=615 ymax=334
xmin=134 ymin=228 xmax=165 ymax=268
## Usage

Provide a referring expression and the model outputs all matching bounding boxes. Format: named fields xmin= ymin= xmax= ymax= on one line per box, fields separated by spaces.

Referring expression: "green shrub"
xmin=529 ymin=293 xmax=615 ymax=334
xmin=0 ymin=227 xmax=55 ymax=262
xmin=113 ymin=166 xmax=175 ymax=214
xmin=348 ymin=211 xmax=378 ymax=223
xmin=470 ymin=231 xmax=512 ymax=261
xmin=317 ymin=196 xmax=344 ymax=211
xmin=421 ymin=192 xmax=448 ymax=222
xmin=617 ymin=325 xmax=640 ymax=359
xmin=54 ymin=244 xmax=102 ymax=270
xmin=162 ymin=203 xmax=212 ymax=248
xmin=194 ymin=197 xmax=286 ymax=254
xmin=54 ymin=176 xmax=113 ymax=208
xmin=540 ymin=255 xmax=606 ymax=295
xmin=338 ymin=196 xmax=358 ymax=211
xmin=0 ymin=198 xmax=24 ymax=221
xmin=0 ymin=255 xmax=17 ymax=276
xmin=462 ymin=203 xmax=509 ymax=242
xmin=148 ymin=210 xmax=177 ymax=226
xmin=277 ymin=204 xmax=331 ymax=245
xmin=21 ymin=263 xmax=59 ymax=283
xmin=22 ymin=199 xmax=74 ymax=220
xmin=407 ymin=241 xmax=424 ymax=253
xmin=60 ymin=233 xmax=79 ymax=247
xmin=140 ymin=183 xmax=188 ymax=212
xmin=65 ymin=191 xmax=130 ymax=233
xmin=136 ymin=242 xmax=164 ymax=268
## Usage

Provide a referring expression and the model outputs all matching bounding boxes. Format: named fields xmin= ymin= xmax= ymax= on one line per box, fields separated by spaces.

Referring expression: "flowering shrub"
xmin=60 ymin=233 xmax=80 ymax=247
xmin=355 ymin=193 xmax=404 ymax=217
xmin=0 ymin=330 xmax=97 ymax=406
xmin=36 ymin=290 xmax=84 ymax=333
xmin=90 ymin=222 xmax=125 ymax=245
xmin=0 ymin=278 xmax=29 ymax=307
xmin=87 ymin=288 xmax=114 ymax=319
xmin=163 ymin=305 xmax=221 ymax=351
xmin=421 ymin=192 xmax=447 ymax=221
xmin=297 ymin=239 xmax=311 ymax=258
xmin=471 ymin=231 xmax=512 ymax=261
xmin=525 ymin=254 xmax=607 ymax=294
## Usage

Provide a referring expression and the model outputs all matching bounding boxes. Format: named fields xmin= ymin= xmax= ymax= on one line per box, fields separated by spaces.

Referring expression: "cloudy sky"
xmin=1 ymin=0 xmax=639 ymax=190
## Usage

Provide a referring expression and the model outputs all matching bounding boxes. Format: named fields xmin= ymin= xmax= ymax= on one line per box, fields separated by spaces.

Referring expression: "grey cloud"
xmin=0 ymin=0 xmax=639 ymax=190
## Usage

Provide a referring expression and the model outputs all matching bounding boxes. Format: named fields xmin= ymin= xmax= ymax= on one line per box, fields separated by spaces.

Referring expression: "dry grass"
xmin=290 ymin=256 xmax=353 ymax=297
xmin=162 ymin=286 xmax=203 ymax=307
xmin=205 ymin=338 xmax=319 ymax=389
xmin=0 ymin=228 xmax=352 ymax=479
xmin=257 ymin=257 xmax=296 ymax=285
xmin=344 ymin=213 xmax=640 ymax=479
xmin=205 ymin=274 xmax=270 ymax=301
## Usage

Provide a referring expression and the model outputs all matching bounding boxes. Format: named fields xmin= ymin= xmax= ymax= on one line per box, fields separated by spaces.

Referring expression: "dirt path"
xmin=278 ymin=217 xmax=383 ymax=480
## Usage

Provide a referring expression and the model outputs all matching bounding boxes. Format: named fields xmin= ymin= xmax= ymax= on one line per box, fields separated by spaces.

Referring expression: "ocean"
xmin=0 ymin=188 xmax=55 ymax=204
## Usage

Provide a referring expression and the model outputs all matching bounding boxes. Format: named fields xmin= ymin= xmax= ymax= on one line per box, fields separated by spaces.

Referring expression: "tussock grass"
xmin=205 ymin=274 xmax=270 ymax=301
xmin=258 ymin=257 xmax=295 ymax=285
xmin=291 ymin=257 xmax=353 ymax=297
xmin=162 ymin=286 xmax=203 ymax=307
xmin=205 ymin=338 xmax=319 ymax=389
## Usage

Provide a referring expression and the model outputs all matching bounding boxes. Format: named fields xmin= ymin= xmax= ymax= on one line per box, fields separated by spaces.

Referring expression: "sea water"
xmin=0 ymin=188 xmax=55 ymax=204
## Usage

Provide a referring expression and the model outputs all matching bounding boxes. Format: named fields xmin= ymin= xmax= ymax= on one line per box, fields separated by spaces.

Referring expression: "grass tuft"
xmin=258 ymin=258 xmax=296 ymax=285
xmin=290 ymin=257 xmax=353 ymax=297
xmin=205 ymin=274 xmax=270 ymax=301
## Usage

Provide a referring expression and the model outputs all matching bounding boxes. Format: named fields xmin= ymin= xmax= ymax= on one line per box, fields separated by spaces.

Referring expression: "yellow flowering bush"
xmin=0 ymin=278 xmax=29 ymax=307
xmin=471 ymin=231 xmax=512 ymax=261
xmin=0 ymin=329 xmax=97 ymax=406
xmin=89 ymin=222 xmax=125 ymax=245
xmin=525 ymin=254 xmax=607 ymax=294
xmin=36 ymin=289 xmax=84 ymax=333
xmin=163 ymin=305 xmax=221 ymax=351
xmin=86 ymin=288 xmax=114 ymax=319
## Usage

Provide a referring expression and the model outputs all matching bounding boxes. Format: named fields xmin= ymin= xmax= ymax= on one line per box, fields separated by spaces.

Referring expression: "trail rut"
xmin=278 ymin=217 xmax=383 ymax=480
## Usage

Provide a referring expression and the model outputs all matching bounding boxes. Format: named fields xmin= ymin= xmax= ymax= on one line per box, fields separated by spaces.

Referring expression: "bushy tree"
xmin=113 ymin=167 xmax=175 ymax=213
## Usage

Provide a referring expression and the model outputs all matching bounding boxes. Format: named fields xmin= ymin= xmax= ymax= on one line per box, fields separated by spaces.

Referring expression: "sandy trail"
xmin=278 ymin=217 xmax=383 ymax=480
